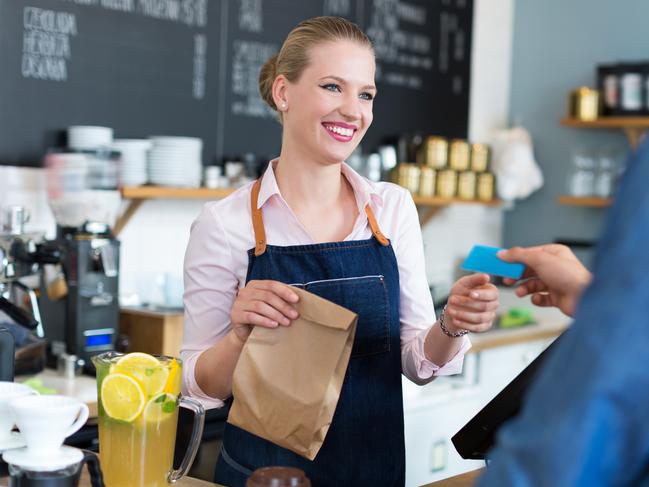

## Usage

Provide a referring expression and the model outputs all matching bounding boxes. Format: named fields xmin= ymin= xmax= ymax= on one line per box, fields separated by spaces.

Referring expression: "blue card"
xmin=461 ymin=245 xmax=525 ymax=280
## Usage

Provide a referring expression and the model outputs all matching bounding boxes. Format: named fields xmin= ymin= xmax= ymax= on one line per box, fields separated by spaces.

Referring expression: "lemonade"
xmin=93 ymin=352 xmax=183 ymax=487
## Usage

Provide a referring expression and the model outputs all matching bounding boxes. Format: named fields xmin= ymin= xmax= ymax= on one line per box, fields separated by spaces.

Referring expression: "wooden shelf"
xmin=115 ymin=185 xmax=501 ymax=235
xmin=121 ymin=186 xmax=234 ymax=199
xmin=412 ymin=195 xmax=501 ymax=207
xmin=557 ymin=196 xmax=612 ymax=207
xmin=561 ymin=117 xmax=649 ymax=148
xmin=560 ymin=117 xmax=649 ymax=129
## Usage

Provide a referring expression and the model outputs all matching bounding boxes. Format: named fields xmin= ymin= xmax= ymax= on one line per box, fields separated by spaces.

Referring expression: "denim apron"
xmin=214 ymin=178 xmax=405 ymax=486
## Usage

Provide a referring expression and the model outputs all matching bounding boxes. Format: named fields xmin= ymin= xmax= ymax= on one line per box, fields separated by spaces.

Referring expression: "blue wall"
xmin=504 ymin=0 xmax=647 ymax=253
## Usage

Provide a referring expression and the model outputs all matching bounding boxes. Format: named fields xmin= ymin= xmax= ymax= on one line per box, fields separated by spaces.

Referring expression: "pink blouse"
xmin=181 ymin=161 xmax=471 ymax=409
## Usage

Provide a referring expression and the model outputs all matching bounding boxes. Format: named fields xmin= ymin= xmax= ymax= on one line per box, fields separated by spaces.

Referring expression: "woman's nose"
xmin=338 ymin=94 xmax=362 ymax=121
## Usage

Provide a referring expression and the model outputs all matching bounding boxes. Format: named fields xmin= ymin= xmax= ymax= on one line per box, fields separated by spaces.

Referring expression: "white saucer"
xmin=3 ymin=446 xmax=83 ymax=471
xmin=0 ymin=431 xmax=26 ymax=452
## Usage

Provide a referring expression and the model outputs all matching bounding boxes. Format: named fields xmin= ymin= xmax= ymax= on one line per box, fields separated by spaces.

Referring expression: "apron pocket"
xmin=303 ymin=275 xmax=390 ymax=357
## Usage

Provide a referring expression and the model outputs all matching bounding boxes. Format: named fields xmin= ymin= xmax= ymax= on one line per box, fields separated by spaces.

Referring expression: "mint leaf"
xmin=154 ymin=394 xmax=166 ymax=403
xmin=162 ymin=401 xmax=175 ymax=413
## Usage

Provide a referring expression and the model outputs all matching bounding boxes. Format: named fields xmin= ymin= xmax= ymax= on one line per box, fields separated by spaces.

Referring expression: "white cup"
xmin=0 ymin=382 xmax=38 ymax=442
xmin=9 ymin=395 xmax=89 ymax=455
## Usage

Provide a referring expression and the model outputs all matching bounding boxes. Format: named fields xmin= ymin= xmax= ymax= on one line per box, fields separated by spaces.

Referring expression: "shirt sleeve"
xmin=181 ymin=203 xmax=238 ymax=409
xmin=393 ymin=189 xmax=471 ymax=385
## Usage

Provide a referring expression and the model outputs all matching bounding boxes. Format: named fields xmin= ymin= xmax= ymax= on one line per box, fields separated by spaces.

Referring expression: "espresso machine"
xmin=0 ymin=206 xmax=61 ymax=374
xmin=39 ymin=222 xmax=120 ymax=369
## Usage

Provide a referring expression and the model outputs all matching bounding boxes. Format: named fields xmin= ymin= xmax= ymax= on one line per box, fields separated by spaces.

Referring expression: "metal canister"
xmin=395 ymin=163 xmax=421 ymax=193
xmin=420 ymin=136 xmax=448 ymax=169
xmin=470 ymin=143 xmax=491 ymax=173
xmin=449 ymin=139 xmax=470 ymax=171
xmin=436 ymin=170 xmax=458 ymax=198
xmin=458 ymin=171 xmax=477 ymax=200
xmin=477 ymin=172 xmax=495 ymax=201
xmin=418 ymin=166 xmax=437 ymax=197
xmin=569 ymin=87 xmax=600 ymax=121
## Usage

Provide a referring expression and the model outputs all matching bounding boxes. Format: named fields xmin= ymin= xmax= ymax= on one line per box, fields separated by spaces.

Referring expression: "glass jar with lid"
xmin=477 ymin=173 xmax=495 ymax=201
xmin=568 ymin=150 xmax=596 ymax=197
xmin=437 ymin=170 xmax=458 ymax=198
xmin=449 ymin=140 xmax=470 ymax=171
xmin=418 ymin=167 xmax=437 ymax=197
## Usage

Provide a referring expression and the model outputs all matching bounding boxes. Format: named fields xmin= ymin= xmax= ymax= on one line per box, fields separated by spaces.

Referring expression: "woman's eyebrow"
xmin=319 ymin=75 xmax=376 ymax=91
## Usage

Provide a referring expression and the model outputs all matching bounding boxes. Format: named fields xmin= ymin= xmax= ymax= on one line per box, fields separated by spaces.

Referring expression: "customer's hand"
xmin=445 ymin=273 xmax=499 ymax=333
xmin=498 ymin=244 xmax=592 ymax=317
xmin=230 ymin=280 xmax=300 ymax=343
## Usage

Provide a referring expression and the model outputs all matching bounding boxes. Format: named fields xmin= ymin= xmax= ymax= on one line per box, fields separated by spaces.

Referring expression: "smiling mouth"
xmin=322 ymin=123 xmax=356 ymax=141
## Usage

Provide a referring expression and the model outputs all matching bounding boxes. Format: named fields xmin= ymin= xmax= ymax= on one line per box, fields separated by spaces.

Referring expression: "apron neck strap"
xmin=364 ymin=204 xmax=390 ymax=246
xmin=250 ymin=178 xmax=390 ymax=257
xmin=251 ymin=178 xmax=267 ymax=257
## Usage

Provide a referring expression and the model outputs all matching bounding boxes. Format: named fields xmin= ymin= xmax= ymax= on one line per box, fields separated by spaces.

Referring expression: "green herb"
xmin=154 ymin=394 xmax=166 ymax=404
xmin=162 ymin=401 xmax=176 ymax=414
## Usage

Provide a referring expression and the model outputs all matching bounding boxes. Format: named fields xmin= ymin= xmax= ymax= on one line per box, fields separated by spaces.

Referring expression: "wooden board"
xmin=119 ymin=308 xmax=184 ymax=358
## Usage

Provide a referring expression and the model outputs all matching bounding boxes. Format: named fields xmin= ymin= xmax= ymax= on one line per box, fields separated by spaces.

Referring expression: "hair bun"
xmin=259 ymin=53 xmax=279 ymax=110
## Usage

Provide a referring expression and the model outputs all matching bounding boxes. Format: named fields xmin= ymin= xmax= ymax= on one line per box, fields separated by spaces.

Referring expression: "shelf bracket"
xmin=114 ymin=198 xmax=145 ymax=237
xmin=624 ymin=128 xmax=646 ymax=150
xmin=418 ymin=206 xmax=444 ymax=226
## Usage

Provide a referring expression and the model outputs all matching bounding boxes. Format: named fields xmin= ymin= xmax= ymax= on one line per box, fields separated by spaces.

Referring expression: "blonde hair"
xmin=258 ymin=16 xmax=373 ymax=113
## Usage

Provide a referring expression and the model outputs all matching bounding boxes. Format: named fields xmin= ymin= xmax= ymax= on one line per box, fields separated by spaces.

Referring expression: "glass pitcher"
xmin=91 ymin=352 xmax=204 ymax=487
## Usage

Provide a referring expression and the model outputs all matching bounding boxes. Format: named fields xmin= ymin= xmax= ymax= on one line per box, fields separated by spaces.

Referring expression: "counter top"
xmin=16 ymin=368 xmax=98 ymax=418
xmin=421 ymin=468 xmax=482 ymax=487
xmin=468 ymin=289 xmax=570 ymax=353
xmin=0 ymin=471 xmax=224 ymax=487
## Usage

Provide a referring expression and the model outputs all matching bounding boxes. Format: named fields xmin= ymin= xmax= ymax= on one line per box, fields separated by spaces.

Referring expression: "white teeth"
xmin=324 ymin=124 xmax=354 ymax=137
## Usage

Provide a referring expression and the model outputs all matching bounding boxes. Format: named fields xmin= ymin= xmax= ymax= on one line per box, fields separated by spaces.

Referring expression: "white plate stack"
xmin=148 ymin=136 xmax=203 ymax=188
xmin=111 ymin=139 xmax=151 ymax=187
xmin=68 ymin=126 xmax=113 ymax=150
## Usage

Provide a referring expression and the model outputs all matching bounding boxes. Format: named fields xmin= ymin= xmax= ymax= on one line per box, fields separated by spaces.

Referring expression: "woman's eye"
xmin=321 ymin=83 xmax=341 ymax=92
xmin=360 ymin=92 xmax=374 ymax=101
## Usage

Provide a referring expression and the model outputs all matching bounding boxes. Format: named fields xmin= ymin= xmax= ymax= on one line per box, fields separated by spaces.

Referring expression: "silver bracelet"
xmin=439 ymin=305 xmax=469 ymax=338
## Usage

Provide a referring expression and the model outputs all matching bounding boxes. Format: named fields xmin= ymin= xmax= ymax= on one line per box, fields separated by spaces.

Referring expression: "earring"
xmin=281 ymin=103 xmax=286 ymax=109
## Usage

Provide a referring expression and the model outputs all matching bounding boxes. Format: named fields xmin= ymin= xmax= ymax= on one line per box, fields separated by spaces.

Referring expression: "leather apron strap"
xmin=251 ymin=178 xmax=267 ymax=257
xmin=250 ymin=177 xmax=390 ymax=256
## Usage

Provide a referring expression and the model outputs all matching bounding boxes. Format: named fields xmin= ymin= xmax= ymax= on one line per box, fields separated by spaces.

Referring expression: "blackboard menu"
xmin=0 ymin=0 xmax=473 ymax=167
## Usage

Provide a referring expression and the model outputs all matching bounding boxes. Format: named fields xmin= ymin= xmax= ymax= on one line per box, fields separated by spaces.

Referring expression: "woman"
xmin=182 ymin=16 xmax=498 ymax=487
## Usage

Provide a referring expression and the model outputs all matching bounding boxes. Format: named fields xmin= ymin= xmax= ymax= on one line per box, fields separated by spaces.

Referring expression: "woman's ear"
xmin=272 ymin=74 xmax=289 ymax=111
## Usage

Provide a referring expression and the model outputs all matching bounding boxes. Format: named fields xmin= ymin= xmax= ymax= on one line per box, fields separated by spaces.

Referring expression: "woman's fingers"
xmin=252 ymin=289 xmax=299 ymax=322
xmin=234 ymin=280 xmax=300 ymax=329
xmin=244 ymin=300 xmax=292 ymax=326
xmin=252 ymin=280 xmax=300 ymax=303
xmin=241 ymin=310 xmax=281 ymax=328
xmin=447 ymin=278 xmax=499 ymax=333
xmin=449 ymin=294 xmax=499 ymax=312
xmin=450 ymin=321 xmax=493 ymax=333
xmin=465 ymin=283 xmax=499 ymax=301
xmin=447 ymin=307 xmax=496 ymax=325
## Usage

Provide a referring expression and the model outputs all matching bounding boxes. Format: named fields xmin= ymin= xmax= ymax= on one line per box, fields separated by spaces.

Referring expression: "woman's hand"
xmin=445 ymin=273 xmax=499 ymax=333
xmin=230 ymin=280 xmax=300 ymax=343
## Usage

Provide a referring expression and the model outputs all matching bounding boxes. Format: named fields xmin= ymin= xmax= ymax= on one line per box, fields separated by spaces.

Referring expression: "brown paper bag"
xmin=227 ymin=286 xmax=358 ymax=460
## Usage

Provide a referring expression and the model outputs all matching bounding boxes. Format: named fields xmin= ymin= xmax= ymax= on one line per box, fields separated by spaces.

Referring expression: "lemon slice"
xmin=111 ymin=352 xmax=169 ymax=397
xmin=164 ymin=358 xmax=180 ymax=394
xmin=143 ymin=393 xmax=178 ymax=423
xmin=101 ymin=373 xmax=145 ymax=422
